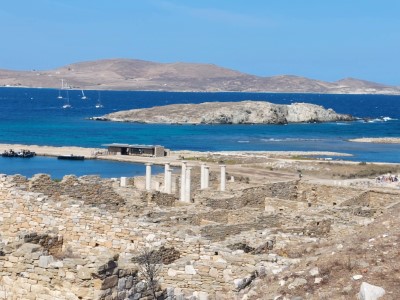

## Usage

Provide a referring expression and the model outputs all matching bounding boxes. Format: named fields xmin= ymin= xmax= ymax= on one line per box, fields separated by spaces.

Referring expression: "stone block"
xmin=359 ymin=282 xmax=385 ymax=300
xmin=125 ymin=275 xmax=134 ymax=289
xmin=209 ymin=267 xmax=219 ymax=278
xmin=38 ymin=255 xmax=54 ymax=268
xmin=4 ymin=261 xmax=14 ymax=268
xmin=77 ymin=267 xmax=92 ymax=280
xmin=101 ymin=275 xmax=119 ymax=290
xmin=117 ymin=277 xmax=126 ymax=290
xmin=65 ymin=271 xmax=75 ymax=280
xmin=185 ymin=265 xmax=197 ymax=275
xmin=8 ymin=255 xmax=20 ymax=263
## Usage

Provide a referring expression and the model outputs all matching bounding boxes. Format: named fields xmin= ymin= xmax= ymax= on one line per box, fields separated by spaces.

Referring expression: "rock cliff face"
xmin=95 ymin=101 xmax=354 ymax=124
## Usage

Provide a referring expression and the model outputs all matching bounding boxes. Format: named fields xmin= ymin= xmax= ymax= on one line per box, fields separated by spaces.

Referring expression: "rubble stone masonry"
xmin=0 ymin=173 xmax=399 ymax=299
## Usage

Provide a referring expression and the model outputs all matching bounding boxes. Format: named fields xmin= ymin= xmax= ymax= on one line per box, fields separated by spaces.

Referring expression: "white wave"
xmin=382 ymin=116 xmax=398 ymax=121
xmin=364 ymin=116 xmax=398 ymax=123
xmin=237 ymin=140 xmax=250 ymax=143
xmin=261 ymin=138 xmax=323 ymax=142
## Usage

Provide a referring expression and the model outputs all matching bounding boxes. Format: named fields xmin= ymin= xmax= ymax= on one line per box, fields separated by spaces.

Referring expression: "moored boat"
xmin=2 ymin=149 xmax=36 ymax=158
xmin=57 ymin=154 xmax=85 ymax=160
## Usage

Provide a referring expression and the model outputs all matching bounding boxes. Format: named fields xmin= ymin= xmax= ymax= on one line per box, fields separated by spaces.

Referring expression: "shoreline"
xmin=1 ymin=86 xmax=400 ymax=96
xmin=0 ymin=143 xmax=372 ymax=165
xmin=1 ymin=143 xmax=399 ymax=166
xmin=349 ymin=137 xmax=400 ymax=144
xmin=0 ymin=143 xmax=351 ymax=161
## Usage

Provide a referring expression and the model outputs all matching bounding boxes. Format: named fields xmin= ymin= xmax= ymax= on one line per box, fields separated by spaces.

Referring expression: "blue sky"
xmin=0 ymin=0 xmax=399 ymax=85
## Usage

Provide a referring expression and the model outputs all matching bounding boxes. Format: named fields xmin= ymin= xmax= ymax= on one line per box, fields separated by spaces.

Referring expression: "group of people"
xmin=376 ymin=174 xmax=399 ymax=183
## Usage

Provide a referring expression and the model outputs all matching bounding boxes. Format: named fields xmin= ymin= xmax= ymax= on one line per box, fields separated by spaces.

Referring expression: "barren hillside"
xmin=0 ymin=58 xmax=399 ymax=94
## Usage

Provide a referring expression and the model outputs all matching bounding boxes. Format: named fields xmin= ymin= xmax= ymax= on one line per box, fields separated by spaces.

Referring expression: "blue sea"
xmin=0 ymin=88 xmax=399 ymax=177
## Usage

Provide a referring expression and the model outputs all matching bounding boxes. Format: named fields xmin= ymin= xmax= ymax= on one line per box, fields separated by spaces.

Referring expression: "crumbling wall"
xmin=27 ymin=174 xmax=126 ymax=209
xmin=298 ymin=183 xmax=365 ymax=205
xmin=200 ymin=215 xmax=280 ymax=241
xmin=197 ymin=180 xmax=299 ymax=210
xmin=147 ymin=191 xmax=177 ymax=207
xmin=1 ymin=174 xmax=273 ymax=299
xmin=1 ymin=173 xmax=398 ymax=300
xmin=0 ymin=239 xmax=141 ymax=300
xmin=340 ymin=191 xmax=370 ymax=207
xmin=369 ymin=190 xmax=400 ymax=208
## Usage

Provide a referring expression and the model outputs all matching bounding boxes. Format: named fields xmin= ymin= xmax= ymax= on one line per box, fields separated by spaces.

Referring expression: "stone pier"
xmin=204 ymin=166 xmax=210 ymax=189
xmin=200 ymin=163 xmax=206 ymax=189
xmin=180 ymin=161 xmax=187 ymax=201
xmin=164 ymin=163 xmax=170 ymax=192
xmin=184 ymin=167 xmax=192 ymax=202
xmin=220 ymin=164 xmax=226 ymax=192
xmin=145 ymin=163 xmax=152 ymax=191
xmin=165 ymin=168 xmax=173 ymax=194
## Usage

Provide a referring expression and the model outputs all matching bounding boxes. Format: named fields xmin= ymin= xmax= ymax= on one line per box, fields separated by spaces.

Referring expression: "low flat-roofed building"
xmin=103 ymin=143 xmax=168 ymax=157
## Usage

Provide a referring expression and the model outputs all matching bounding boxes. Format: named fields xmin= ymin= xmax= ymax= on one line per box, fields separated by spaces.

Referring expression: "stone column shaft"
xmin=166 ymin=169 xmax=173 ymax=194
xmin=220 ymin=165 xmax=226 ymax=192
xmin=180 ymin=161 xmax=187 ymax=201
xmin=200 ymin=163 xmax=206 ymax=189
xmin=164 ymin=163 xmax=170 ymax=192
xmin=204 ymin=166 xmax=209 ymax=189
xmin=185 ymin=167 xmax=192 ymax=202
xmin=145 ymin=163 xmax=152 ymax=191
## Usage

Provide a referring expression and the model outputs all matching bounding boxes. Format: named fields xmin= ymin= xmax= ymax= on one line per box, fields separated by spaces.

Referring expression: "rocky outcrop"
xmin=94 ymin=101 xmax=354 ymax=124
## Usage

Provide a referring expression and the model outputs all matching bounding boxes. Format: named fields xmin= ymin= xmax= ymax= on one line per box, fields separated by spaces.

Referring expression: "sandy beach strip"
xmin=174 ymin=150 xmax=352 ymax=158
xmin=0 ymin=144 xmax=98 ymax=158
xmin=0 ymin=144 xmax=352 ymax=163
xmin=348 ymin=137 xmax=400 ymax=144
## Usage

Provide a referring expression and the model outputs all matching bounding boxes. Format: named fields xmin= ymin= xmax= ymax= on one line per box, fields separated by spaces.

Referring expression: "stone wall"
xmin=25 ymin=174 xmax=126 ymax=210
xmin=0 ymin=174 xmax=285 ymax=299
xmin=1 ymin=173 xmax=399 ymax=300
xmin=369 ymin=190 xmax=400 ymax=208
xmin=297 ymin=182 xmax=363 ymax=205
xmin=197 ymin=181 xmax=299 ymax=210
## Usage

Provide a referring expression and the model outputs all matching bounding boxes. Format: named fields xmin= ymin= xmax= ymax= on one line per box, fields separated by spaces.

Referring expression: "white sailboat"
xmin=81 ymin=90 xmax=87 ymax=100
xmin=95 ymin=92 xmax=103 ymax=108
xmin=62 ymin=91 xmax=72 ymax=109
xmin=57 ymin=79 xmax=64 ymax=99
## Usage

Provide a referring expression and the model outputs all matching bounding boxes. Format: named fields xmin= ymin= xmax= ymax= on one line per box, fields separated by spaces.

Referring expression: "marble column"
xmin=166 ymin=168 xmax=173 ymax=194
xmin=120 ymin=177 xmax=127 ymax=187
xmin=164 ymin=163 xmax=170 ymax=192
xmin=180 ymin=161 xmax=187 ymax=201
xmin=185 ymin=167 xmax=192 ymax=202
xmin=200 ymin=163 xmax=206 ymax=189
xmin=220 ymin=165 xmax=226 ymax=192
xmin=204 ymin=166 xmax=210 ymax=189
xmin=145 ymin=163 xmax=152 ymax=191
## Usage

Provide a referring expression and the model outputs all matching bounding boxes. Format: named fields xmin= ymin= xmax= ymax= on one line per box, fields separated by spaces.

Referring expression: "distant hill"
xmin=0 ymin=58 xmax=399 ymax=94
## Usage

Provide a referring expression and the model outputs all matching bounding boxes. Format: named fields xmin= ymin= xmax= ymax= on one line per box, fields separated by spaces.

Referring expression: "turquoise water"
xmin=0 ymin=88 xmax=398 ymax=177
xmin=0 ymin=156 xmax=163 ymax=179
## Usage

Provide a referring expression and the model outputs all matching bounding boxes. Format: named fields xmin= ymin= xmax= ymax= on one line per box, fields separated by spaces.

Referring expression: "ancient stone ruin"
xmin=0 ymin=165 xmax=399 ymax=299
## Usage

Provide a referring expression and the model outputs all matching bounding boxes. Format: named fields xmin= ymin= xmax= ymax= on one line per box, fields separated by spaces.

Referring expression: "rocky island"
xmin=92 ymin=101 xmax=354 ymax=124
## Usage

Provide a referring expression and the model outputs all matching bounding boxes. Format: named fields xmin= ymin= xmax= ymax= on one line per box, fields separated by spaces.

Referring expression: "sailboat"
xmin=81 ymin=90 xmax=87 ymax=100
xmin=62 ymin=91 xmax=72 ymax=109
xmin=57 ymin=79 xmax=64 ymax=99
xmin=95 ymin=92 xmax=103 ymax=108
